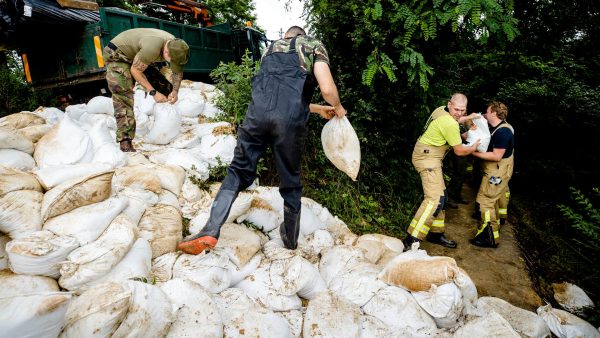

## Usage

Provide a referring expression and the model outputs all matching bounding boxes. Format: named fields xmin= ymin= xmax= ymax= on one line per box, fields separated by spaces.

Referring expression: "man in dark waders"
xmin=178 ymin=26 xmax=347 ymax=254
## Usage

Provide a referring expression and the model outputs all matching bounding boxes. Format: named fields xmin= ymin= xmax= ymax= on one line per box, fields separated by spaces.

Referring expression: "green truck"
xmin=1 ymin=2 xmax=266 ymax=96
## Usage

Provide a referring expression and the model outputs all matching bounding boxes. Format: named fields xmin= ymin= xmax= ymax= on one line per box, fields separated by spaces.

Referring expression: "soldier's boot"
xmin=279 ymin=207 xmax=301 ymax=250
xmin=426 ymin=232 xmax=457 ymax=248
xmin=470 ymin=222 xmax=498 ymax=248
xmin=177 ymin=189 xmax=238 ymax=255
xmin=119 ymin=139 xmax=136 ymax=152
xmin=402 ymin=235 xmax=421 ymax=252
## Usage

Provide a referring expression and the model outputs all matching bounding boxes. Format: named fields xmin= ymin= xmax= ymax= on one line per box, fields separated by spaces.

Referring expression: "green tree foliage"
xmin=559 ymin=188 xmax=600 ymax=252
xmin=203 ymin=0 xmax=257 ymax=26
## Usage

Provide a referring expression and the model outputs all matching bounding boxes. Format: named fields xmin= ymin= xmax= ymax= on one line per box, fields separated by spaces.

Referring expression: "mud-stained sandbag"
xmin=0 ymin=292 xmax=71 ymax=338
xmin=0 ymin=126 xmax=34 ymax=154
xmin=87 ymin=96 xmax=114 ymax=115
xmin=41 ymin=170 xmax=113 ymax=221
xmin=0 ymin=112 xmax=46 ymax=129
xmin=321 ymin=116 xmax=361 ymax=181
xmin=33 ymin=107 xmax=64 ymax=126
xmin=303 ymin=290 xmax=362 ymax=338
xmin=453 ymin=310 xmax=520 ymax=338
xmin=59 ymin=215 xmax=137 ymax=294
xmin=144 ymin=103 xmax=182 ymax=145
xmin=275 ymin=310 xmax=303 ymax=338
xmin=161 ymin=278 xmax=223 ymax=338
xmin=328 ymin=261 xmax=387 ymax=307
xmin=229 ymin=252 xmax=263 ymax=287
xmin=33 ymin=163 xmax=113 ymax=190
xmin=0 ymin=148 xmax=36 ymax=170
xmin=138 ymin=204 xmax=182 ymax=258
xmin=192 ymin=121 xmax=231 ymax=138
xmin=169 ymin=129 xmax=201 ymax=149
xmin=6 ymin=230 xmax=80 ymax=278
xmin=149 ymin=148 xmax=210 ymax=180
xmin=94 ymin=238 xmax=152 ymax=285
xmin=360 ymin=315 xmax=395 ymax=338
xmin=0 ymin=166 xmax=42 ymax=196
xmin=217 ymin=223 xmax=263 ymax=268
xmin=537 ymin=304 xmax=600 ymax=338
xmin=43 ymin=197 xmax=128 ymax=246
xmin=326 ymin=217 xmax=359 ymax=245
xmin=179 ymin=176 xmax=212 ymax=218
xmin=60 ymin=282 xmax=132 ymax=338
xmin=477 ymin=297 xmax=550 ymax=338
xmin=215 ymin=288 xmax=291 ymax=338
xmin=552 ymin=282 xmax=595 ymax=315
xmin=158 ymin=189 xmax=180 ymax=210
xmin=0 ymin=269 xmax=59 ymax=297
xmin=34 ymin=116 xmax=94 ymax=169
xmin=0 ymin=190 xmax=43 ymax=239
xmin=412 ymin=282 xmax=463 ymax=329
xmin=355 ymin=233 xmax=404 ymax=265
xmin=153 ymin=163 xmax=186 ymax=195
xmin=362 ymin=285 xmax=437 ymax=336
xmin=117 ymin=187 xmax=158 ymax=225
xmin=151 ymin=252 xmax=180 ymax=284
xmin=319 ymin=245 xmax=368 ymax=286
xmin=298 ymin=229 xmax=335 ymax=264
xmin=378 ymin=247 xmax=458 ymax=292
xmin=0 ymin=236 xmax=10 ymax=269
xmin=194 ymin=133 xmax=236 ymax=166
xmin=112 ymin=280 xmax=175 ymax=338
xmin=235 ymin=264 xmax=303 ymax=312
xmin=239 ymin=197 xmax=283 ymax=233
xmin=114 ymin=165 xmax=163 ymax=194
xmin=18 ymin=124 xmax=53 ymax=143
xmin=172 ymin=249 xmax=233 ymax=293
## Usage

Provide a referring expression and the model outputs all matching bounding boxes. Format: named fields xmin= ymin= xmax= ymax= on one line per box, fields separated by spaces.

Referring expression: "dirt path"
xmin=420 ymin=184 xmax=543 ymax=311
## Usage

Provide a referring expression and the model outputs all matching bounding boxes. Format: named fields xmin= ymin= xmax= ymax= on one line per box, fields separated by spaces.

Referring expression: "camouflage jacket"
xmin=263 ymin=36 xmax=329 ymax=75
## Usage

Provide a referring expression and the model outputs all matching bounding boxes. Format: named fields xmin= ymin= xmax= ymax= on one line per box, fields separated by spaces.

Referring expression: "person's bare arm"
xmin=130 ymin=55 xmax=167 ymax=103
xmin=309 ymin=103 xmax=335 ymax=119
xmin=452 ymin=141 xmax=479 ymax=156
xmin=472 ymin=147 xmax=506 ymax=162
xmin=313 ymin=62 xmax=346 ymax=117
xmin=168 ymin=72 xmax=184 ymax=103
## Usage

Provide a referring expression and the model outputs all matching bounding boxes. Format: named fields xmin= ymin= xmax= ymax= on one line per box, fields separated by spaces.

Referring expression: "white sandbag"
xmin=321 ymin=116 xmax=361 ymax=180
xmin=466 ymin=113 xmax=491 ymax=152
xmin=88 ymin=120 xmax=127 ymax=167
xmin=153 ymin=163 xmax=186 ymax=195
xmin=138 ymin=204 xmax=182 ymax=258
xmin=202 ymin=102 xmax=223 ymax=118
xmin=169 ymin=129 xmax=202 ymax=149
xmin=144 ymin=103 xmax=181 ymax=145
xmin=189 ymin=207 xmax=210 ymax=234
xmin=172 ymin=250 xmax=233 ymax=293
xmin=114 ymin=164 xmax=162 ymax=193
xmin=0 ymin=126 xmax=34 ymax=154
xmin=0 ymin=292 xmax=71 ymax=338
xmin=65 ymin=104 xmax=87 ymax=121
xmin=94 ymin=238 xmax=152 ymax=285
xmin=117 ymin=187 xmax=158 ymax=225
xmin=6 ymin=230 xmax=80 ymax=278
xmin=78 ymin=112 xmax=117 ymax=130
xmin=33 ymin=162 xmax=113 ymax=190
xmin=328 ymin=261 xmax=387 ymax=307
xmin=155 ymin=188 xmax=179 ymax=210
xmin=304 ymin=290 xmax=362 ymax=338
xmin=60 ymin=282 xmax=132 ymax=338
xmin=175 ymin=92 xmax=206 ymax=117
xmin=239 ymin=197 xmax=282 ymax=233
xmin=362 ymin=285 xmax=437 ymax=336
xmin=134 ymin=110 xmax=152 ymax=136
xmin=453 ymin=310 xmax=520 ymax=338
xmin=87 ymin=96 xmax=114 ymax=115
xmin=43 ymin=197 xmax=128 ymax=246
xmin=0 ymin=269 xmax=59 ymax=297
xmin=133 ymin=88 xmax=155 ymax=116
xmin=276 ymin=310 xmax=303 ymax=338
xmin=41 ymin=170 xmax=113 ymax=221
xmin=18 ymin=124 xmax=53 ymax=143
xmin=150 ymin=252 xmax=180 ymax=284
xmin=412 ymin=282 xmax=463 ymax=328
xmin=299 ymin=229 xmax=335 ymax=263
xmin=148 ymin=148 xmax=210 ymax=180
xmin=217 ymin=223 xmax=263 ymax=268
xmin=454 ymin=267 xmax=478 ymax=314
xmin=299 ymin=200 xmax=326 ymax=236
xmin=34 ymin=116 xmax=94 ymax=169
xmin=360 ymin=314 xmax=395 ymax=338
xmin=319 ymin=245 xmax=369 ymax=285
xmin=194 ymin=133 xmax=236 ymax=166
xmin=192 ymin=121 xmax=231 ymax=138
xmin=112 ymin=280 xmax=175 ymax=338
xmin=0 ymin=112 xmax=46 ymax=129
xmin=59 ymin=215 xmax=137 ymax=294
xmin=378 ymin=246 xmax=459 ymax=292
xmin=0 ymin=166 xmax=42 ymax=196
xmin=326 ymin=217 xmax=359 ymax=245
xmin=126 ymin=152 xmax=151 ymax=165
xmin=161 ymin=278 xmax=223 ymax=338
xmin=227 ymin=190 xmax=254 ymax=223
xmin=0 ymin=190 xmax=43 ymax=239
xmin=0 ymin=235 xmax=10 ymax=269
xmin=215 ymin=288 xmax=292 ymax=338
xmin=229 ymin=252 xmax=263 ymax=287
xmin=0 ymin=148 xmax=35 ymax=170
xmin=477 ymin=297 xmax=550 ymax=338
xmin=553 ymin=282 xmax=595 ymax=315
xmin=33 ymin=106 xmax=64 ymax=125
xmin=355 ymin=233 xmax=404 ymax=265
xmin=537 ymin=304 xmax=600 ymax=338
xmin=179 ymin=176 xmax=212 ymax=218
xmin=236 ymin=265 xmax=303 ymax=311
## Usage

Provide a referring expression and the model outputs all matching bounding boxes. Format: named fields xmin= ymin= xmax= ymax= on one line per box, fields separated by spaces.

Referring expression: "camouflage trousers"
xmin=103 ymin=47 xmax=173 ymax=142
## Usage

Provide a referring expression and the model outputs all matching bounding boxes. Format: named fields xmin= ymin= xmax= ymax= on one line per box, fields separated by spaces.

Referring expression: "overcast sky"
xmin=253 ymin=0 xmax=306 ymax=41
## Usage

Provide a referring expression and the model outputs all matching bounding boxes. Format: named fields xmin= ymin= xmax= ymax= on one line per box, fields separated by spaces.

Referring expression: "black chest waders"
xmin=178 ymin=37 xmax=315 ymax=254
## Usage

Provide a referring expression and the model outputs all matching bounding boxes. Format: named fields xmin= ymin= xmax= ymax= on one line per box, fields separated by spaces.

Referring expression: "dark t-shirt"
xmin=488 ymin=123 xmax=514 ymax=158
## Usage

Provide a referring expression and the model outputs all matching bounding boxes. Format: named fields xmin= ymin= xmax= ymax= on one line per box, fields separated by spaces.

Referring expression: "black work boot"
xmin=280 ymin=207 xmax=301 ymax=250
xmin=426 ymin=232 xmax=457 ymax=248
xmin=499 ymin=218 xmax=506 ymax=226
xmin=402 ymin=235 xmax=421 ymax=252
xmin=119 ymin=138 xmax=136 ymax=152
xmin=178 ymin=189 xmax=238 ymax=254
xmin=470 ymin=223 xmax=498 ymax=248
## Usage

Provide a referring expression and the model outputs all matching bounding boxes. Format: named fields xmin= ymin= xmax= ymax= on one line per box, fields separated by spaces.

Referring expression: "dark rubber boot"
xmin=119 ymin=139 xmax=136 ymax=152
xmin=280 ymin=207 xmax=301 ymax=250
xmin=470 ymin=223 xmax=498 ymax=248
xmin=178 ymin=189 xmax=238 ymax=254
xmin=402 ymin=235 xmax=421 ymax=252
xmin=426 ymin=232 xmax=457 ymax=248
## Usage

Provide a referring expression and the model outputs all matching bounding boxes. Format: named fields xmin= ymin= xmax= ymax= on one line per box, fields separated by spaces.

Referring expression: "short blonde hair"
xmin=489 ymin=101 xmax=508 ymax=120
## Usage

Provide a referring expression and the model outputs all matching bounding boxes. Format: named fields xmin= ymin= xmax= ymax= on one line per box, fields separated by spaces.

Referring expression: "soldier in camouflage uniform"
xmin=103 ymin=28 xmax=190 ymax=152
xmin=178 ymin=26 xmax=347 ymax=255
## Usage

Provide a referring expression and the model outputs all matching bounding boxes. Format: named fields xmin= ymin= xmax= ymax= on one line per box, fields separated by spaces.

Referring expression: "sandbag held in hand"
xmin=321 ymin=116 xmax=361 ymax=180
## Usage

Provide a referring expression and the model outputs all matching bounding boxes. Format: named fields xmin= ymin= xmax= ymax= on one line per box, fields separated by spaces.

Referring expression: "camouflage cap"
xmin=168 ymin=38 xmax=190 ymax=72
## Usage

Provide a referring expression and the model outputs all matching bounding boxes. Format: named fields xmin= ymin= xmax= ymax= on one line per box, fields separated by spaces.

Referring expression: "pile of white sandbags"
xmin=2 ymin=79 xmax=598 ymax=338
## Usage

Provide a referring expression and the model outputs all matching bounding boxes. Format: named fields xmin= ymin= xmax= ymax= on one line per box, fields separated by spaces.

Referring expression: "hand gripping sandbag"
xmin=321 ymin=116 xmax=361 ymax=180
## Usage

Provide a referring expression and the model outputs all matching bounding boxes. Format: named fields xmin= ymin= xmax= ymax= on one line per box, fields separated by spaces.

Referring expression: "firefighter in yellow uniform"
xmin=404 ymin=93 xmax=480 ymax=249
xmin=471 ymin=101 xmax=514 ymax=248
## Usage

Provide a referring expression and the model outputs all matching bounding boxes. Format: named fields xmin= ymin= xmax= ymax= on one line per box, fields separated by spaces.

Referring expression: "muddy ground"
xmin=420 ymin=185 xmax=543 ymax=311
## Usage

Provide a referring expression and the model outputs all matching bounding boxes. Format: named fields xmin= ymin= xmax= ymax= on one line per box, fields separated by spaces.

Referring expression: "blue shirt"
xmin=488 ymin=123 xmax=514 ymax=158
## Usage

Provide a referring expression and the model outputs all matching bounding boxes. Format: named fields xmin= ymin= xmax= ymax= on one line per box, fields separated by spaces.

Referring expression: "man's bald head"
xmin=448 ymin=93 xmax=468 ymax=121
xmin=285 ymin=26 xmax=306 ymax=38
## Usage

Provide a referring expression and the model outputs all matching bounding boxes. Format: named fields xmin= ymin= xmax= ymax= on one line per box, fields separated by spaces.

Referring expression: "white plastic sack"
xmin=0 ymin=166 xmax=42 ymax=196
xmin=0 ymin=148 xmax=35 ymax=170
xmin=34 ymin=116 xmax=94 ymax=169
xmin=318 ymin=245 xmax=369 ymax=286
xmin=239 ymin=197 xmax=282 ymax=233
xmin=0 ymin=190 xmax=43 ymax=239
xmin=477 ymin=297 xmax=550 ymax=338
xmin=321 ymin=116 xmax=361 ymax=180
xmin=138 ymin=204 xmax=182 ymax=258
xmin=537 ymin=304 xmax=600 ymax=338
xmin=0 ymin=269 xmax=59 ymax=297
xmin=78 ymin=112 xmax=117 ymax=130
xmin=0 ymin=112 xmax=46 ymax=129
xmin=0 ymin=126 xmax=34 ymax=154
xmin=553 ymin=282 xmax=595 ymax=315
xmin=303 ymin=290 xmax=362 ymax=338
xmin=355 ymin=233 xmax=404 ymax=265
xmin=148 ymin=148 xmax=209 ymax=180
xmin=175 ymin=92 xmax=206 ymax=117
xmin=453 ymin=310 xmax=520 ymax=338
xmin=117 ymin=187 xmax=158 ymax=225
xmin=0 ymin=292 xmax=71 ymax=338
xmin=412 ymin=282 xmax=463 ymax=328
xmin=88 ymin=120 xmax=127 ymax=167
xmin=360 ymin=315 xmax=395 ymax=338
xmin=169 ymin=129 xmax=202 ymax=149
xmin=150 ymin=252 xmax=180 ymax=284
xmin=194 ymin=133 xmax=236 ymax=166
xmin=18 ymin=124 xmax=53 ymax=143
xmin=236 ymin=265 xmax=303 ymax=311
xmin=133 ymin=88 xmax=155 ymax=116
xmin=172 ymin=250 xmax=233 ymax=293
xmin=144 ymin=103 xmax=182 ymax=145
xmin=298 ymin=229 xmax=335 ymax=263
xmin=33 ymin=106 xmax=64 ymax=125
xmin=94 ymin=238 xmax=152 ymax=285
xmin=229 ymin=252 xmax=263 ymax=286
xmin=466 ymin=113 xmax=491 ymax=152
xmin=33 ymin=163 xmax=113 ymax=190
xmin=65 ymin=104 xmax=87 ymax=121
xmin=328 ymin=261 xmax=387 ymax=307
xmin=87 ymin=96 xmax=114 ymax=115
